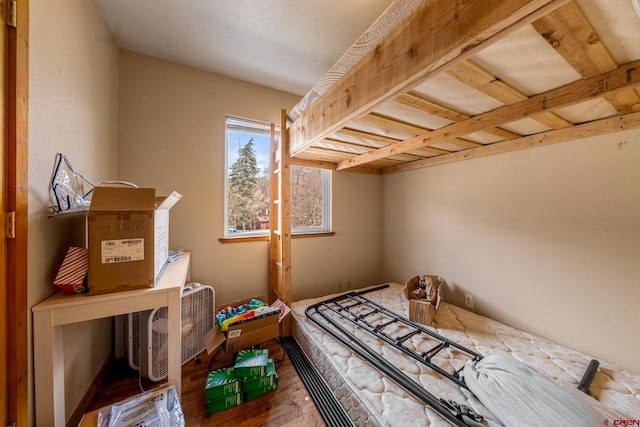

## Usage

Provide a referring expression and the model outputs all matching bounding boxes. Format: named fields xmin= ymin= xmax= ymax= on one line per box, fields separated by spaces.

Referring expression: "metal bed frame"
xmin=305 ymin=284 xmax=484 ymax=427
xmin=304 ymin=284 xmax=600 ymax=427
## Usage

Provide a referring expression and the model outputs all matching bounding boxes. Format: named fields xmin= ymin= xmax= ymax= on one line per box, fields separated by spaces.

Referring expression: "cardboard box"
xmin=245 ymin=382 xmax=278 ymax=400
xmin=205 ymin=367 xmax=241 ymax=401
xmin=206 ymin=393 xmax=243 ymax=414
xmin=242 ymin=358 xmax=278 ymax=392
xmin=233 ymin=348 xmax=269 ymax=378
xmin=404 ymin=275 xmax=442 ymax=326
xmin=87 ymin=187 xmax=181 ymax=295
xmin=205 ymin=296 xmax=280 ymax=354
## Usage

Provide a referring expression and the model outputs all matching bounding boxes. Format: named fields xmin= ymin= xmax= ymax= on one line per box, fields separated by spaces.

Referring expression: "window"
xmin=225 ymin=116 xmax=330 ymax=238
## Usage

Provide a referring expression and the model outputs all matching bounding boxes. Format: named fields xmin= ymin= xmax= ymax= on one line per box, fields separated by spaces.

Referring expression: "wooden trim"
xmin=6 ymin=0 xmax=29 ymax=425
xmin=66 ymin=352 xmax=114 ymax=427
xmin=1 ymin=0 xmax=8 ymax=424
xmin=220 ymin=235 xmax=270 ymax=243
xmin=289 ymin=0 xmax=567 ymax=154
xmin=293 ymin=231 xmax=336 ymax=239
xmin=382 ymin=111 xmax=640 ymax=174
xmin=338 ymin=59 xmax=640 ymax=170
xmin=220 ymin=231 xmax=336 ymax=243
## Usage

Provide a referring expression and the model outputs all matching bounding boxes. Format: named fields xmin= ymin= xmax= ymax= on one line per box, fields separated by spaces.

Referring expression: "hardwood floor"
xmin=86 ymin=340 xmax=327 ymax=426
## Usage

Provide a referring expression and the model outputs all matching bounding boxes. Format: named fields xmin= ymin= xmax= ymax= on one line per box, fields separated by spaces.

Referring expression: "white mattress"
xmin=291 ymin=283 xmax=640 ymax=426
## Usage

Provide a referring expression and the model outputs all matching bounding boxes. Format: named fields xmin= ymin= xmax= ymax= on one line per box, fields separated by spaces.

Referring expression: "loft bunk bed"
xmin=271 ymin=0 xmax=640 ymax=307
xmin=286 ymin=0 xmax=640 ymax=174
xmin=268 ymin=0 xmax=640 ymax=425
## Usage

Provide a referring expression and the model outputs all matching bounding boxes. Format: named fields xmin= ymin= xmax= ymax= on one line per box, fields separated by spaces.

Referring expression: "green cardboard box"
xmin=234 ymin=348 xmax=269 ymax=378
xmin=245 ymin=383 xmax=278 ymax=400
xmin=205 ymin=367 xmax=240 ymax=401
xmin=242 ymin=358 xmax=278 ymax=392
xmin=206 ymin=393 xmax=243 ymax=414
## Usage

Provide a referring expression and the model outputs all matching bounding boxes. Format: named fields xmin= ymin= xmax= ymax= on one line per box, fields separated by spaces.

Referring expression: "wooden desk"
xmin=33 ymin=252 xmax=190 ymax=426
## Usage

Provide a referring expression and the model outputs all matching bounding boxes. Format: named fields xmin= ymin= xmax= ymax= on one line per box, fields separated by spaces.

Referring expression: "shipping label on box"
xmin=101 ymin=239 xmax=145 ymax=263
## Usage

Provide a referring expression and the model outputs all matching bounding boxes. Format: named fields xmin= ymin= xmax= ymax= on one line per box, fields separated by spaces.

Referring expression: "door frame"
xmin=1 ymin=0 xmax=7 ymax=422
xmin=4 ymin=0 xmax=29 ymax=425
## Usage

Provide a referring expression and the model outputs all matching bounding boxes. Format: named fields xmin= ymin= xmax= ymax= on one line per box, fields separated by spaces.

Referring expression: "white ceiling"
xmin=95 ymin=0 xmax=395 ymax=96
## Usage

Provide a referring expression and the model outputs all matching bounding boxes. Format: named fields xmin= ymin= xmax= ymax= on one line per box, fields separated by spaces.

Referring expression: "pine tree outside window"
xmin=225 ymin=116 xmax=331 ymax=238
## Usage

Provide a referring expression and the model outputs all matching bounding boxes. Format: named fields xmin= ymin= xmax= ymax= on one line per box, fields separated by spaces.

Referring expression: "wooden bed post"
xmin=269 ymin=109 xmax=292 ymax=336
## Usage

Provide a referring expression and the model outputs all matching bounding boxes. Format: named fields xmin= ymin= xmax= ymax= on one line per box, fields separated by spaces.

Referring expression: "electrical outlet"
xmin=464 ymin=294 xmax=474 ymax=309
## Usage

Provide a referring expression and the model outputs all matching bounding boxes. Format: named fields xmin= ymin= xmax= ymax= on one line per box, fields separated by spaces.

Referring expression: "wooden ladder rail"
xmin=269 ymin=109 xmax=292 ymax=335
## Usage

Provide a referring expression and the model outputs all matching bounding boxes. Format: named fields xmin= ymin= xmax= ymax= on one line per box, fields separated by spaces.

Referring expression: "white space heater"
xmin=126 ymin=283 xmax=215 ymax=382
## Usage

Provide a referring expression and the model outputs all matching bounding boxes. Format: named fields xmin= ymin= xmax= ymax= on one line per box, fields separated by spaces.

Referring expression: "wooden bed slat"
xmin=336 ymin=59 xmax=640 ymax=170
xmin=394 ymin=93 xmax=522 ymax=141
xmin=446 ymin=59 xmax=573 ymax=130
xmin=285 ymin=0 xmax=640 ymax=174
xmin=603 ymin=89 xmax=640 ymax=115
xmin=531 ymin=1 xmax=640 ymax=118
xmin=382 ymin=110 xmax=640 ymax=174
xmin=531 ymin=1 xmax=617 ymax=78
xmin=289 ymin=0 xmax=568 ymax=156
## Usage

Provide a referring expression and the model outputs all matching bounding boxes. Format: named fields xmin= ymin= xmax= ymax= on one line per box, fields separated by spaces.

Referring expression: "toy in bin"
xmin=206 ymin=296 xmax=283 ymax=354
xmin=53 ymin=247 xmax=89 ymax=293
xmin=216 ymin=299 xmax=280 ymax=331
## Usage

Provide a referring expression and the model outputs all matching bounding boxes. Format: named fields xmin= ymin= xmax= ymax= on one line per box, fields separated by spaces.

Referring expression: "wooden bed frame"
xmin=269 ymin=0 xmax=640 ymax=331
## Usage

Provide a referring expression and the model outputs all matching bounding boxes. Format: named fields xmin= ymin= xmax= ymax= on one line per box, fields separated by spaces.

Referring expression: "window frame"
xmin=223 ymin=115 xmax=331 ymax=239
xmin=290 ymin=167 xmax=332 ymax=234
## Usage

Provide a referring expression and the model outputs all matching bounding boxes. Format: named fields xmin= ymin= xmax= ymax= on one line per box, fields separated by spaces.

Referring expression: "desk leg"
xmin=33 ymin=310 xmax=66 ymax=426
xmin=167 ymin=288 xmax=182 ymax=398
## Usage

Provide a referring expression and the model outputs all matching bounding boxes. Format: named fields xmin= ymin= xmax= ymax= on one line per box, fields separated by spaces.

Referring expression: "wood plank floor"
xmin=86 ymin=340 xmax=327 ymax=426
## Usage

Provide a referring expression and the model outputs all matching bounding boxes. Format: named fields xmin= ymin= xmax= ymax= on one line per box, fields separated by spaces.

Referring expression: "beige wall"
xmin=117 ymin=51 xmax=383 ymax=307
xmin=28 ymin=0 xmax=119 ymax=424
xmin=292 ymin=170 xmax=383 ymax=301
xmin=382 ymin=130 xmax=640 ymax=373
